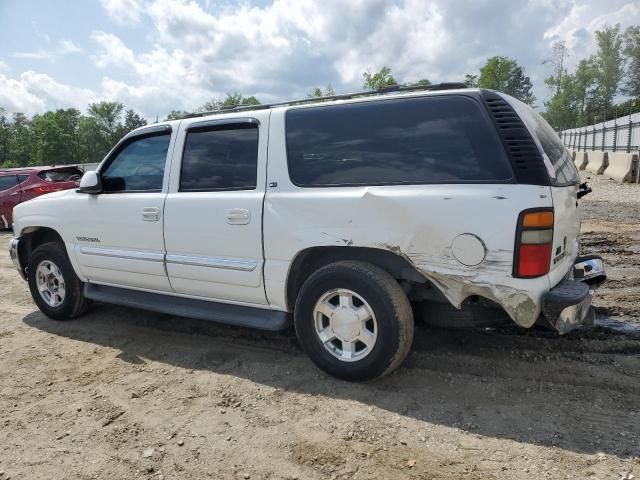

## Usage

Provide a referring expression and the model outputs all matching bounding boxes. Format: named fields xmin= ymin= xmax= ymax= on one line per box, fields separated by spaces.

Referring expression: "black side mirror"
xmin=577 ymin=182 xmax=592 ymax=200
xmin=78 ymin=171 xmax=102 ymax=194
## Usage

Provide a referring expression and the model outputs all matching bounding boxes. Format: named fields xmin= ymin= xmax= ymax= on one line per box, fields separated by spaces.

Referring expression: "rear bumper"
xmin=541 ymin=255 xmax=606 ymax=334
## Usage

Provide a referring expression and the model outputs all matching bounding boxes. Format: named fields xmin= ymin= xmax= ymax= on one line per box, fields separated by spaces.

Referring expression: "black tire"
xmin=27 ymin=241 xmax=91 ymax=320
xmin=294 ymin=261 xmax=414 ymax=382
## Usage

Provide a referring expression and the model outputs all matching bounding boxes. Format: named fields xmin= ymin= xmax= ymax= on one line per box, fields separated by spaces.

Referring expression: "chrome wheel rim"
xmin=35 ymin=260 xmax=66 ymax=308
xmin=313 ymin=288 xmax=377 ymax=362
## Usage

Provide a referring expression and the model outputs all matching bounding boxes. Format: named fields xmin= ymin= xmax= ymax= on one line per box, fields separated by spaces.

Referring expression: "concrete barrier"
xmin=585 ymin=151 xmax=608 ymax=174
xmin=575 ymin=151 xmax=588 ymax=170
xmin=604 ymin=152 xmax=639 ymax=183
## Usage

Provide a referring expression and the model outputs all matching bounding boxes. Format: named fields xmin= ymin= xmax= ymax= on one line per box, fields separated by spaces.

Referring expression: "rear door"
xmin=163 ymin=113 xmax=269 ymax=305
xmin=0 ymin=175 xmax=22 ymax=228
xmin=511 ymin=100 xmax=581 ymax=285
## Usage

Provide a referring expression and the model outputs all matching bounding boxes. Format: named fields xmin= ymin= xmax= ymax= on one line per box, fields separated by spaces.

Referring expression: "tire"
xmin=27 ymin=241 xmax=91 ymax=320
xmin=294 ymin=261 xmax=414 ymax=382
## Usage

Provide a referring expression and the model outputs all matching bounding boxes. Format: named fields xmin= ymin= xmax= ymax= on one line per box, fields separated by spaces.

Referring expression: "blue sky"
xmin=1 ymin=0 xmax=638 ymax=119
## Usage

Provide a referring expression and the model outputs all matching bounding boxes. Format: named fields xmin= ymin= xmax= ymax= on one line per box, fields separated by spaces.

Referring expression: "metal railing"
xmin=560 ymin=112 xmax=640 ymax=153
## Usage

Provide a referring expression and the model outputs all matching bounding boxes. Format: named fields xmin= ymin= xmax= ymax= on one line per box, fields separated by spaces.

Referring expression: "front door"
xmin=0 ymin=175 xmax=22 ymax=228
xmin=163 ymin=115 xmax=268 ymax=305
xmin=70 ymin=126 xmax=175 ymax=292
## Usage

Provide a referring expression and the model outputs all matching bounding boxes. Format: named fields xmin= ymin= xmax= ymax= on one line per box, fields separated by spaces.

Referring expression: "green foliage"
xmin=308 ymin=84 xmax=336 ymax=99
xmin=478 ymin=56 xmax=535 ymax=105
xmin=0 ymin=102 xmax=148 ymax=168
xmin=362 ymin=66 xmax=397 ymax=90
xmin=463 ymin=74 xmax=478 ymax=87
xmin=590 ymin=24 xmax=624 ymax=113
xmin=622 ymin=25 xmax=640 ymax=98
xmin=200 ymin=92 xmax=261 ymax=111
xmin=165 ymin=110 xmax=190 ymax=121
xmin=404 ymin=79 xmax=431 ymax=87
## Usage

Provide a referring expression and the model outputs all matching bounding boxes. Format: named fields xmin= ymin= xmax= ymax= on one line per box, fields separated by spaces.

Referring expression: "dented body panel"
xmin=263 ymin=105 xmax=563 ymax=327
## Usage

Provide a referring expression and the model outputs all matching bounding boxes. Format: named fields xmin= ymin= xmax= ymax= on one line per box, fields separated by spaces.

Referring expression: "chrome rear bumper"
xmin=9 ymin=238 xmax=26 ymax=280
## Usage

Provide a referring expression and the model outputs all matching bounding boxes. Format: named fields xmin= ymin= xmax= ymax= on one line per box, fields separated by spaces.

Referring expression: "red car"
xmin=0 ymin=166 xmax=84 ymax=229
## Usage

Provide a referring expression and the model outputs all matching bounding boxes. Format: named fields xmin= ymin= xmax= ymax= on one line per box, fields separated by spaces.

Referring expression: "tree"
xmin=590 ymin=24 xmax=624 ymax=114
xmin=404 ymin=79 xmax=431 ymax=87
xmin=0 ymin=108 xmax=9 ymax=166
xmin=543 ymin=41 xmax=569 ymax=95
xmin=478 ymin=56 xmax=535 ymax=105
xmin=463 ymin=74 xmax=478 ymax=87
xmin=200 ymin=93 xmax=261 ymax=112
xmin=543 ymin=73 xmax=579 ymax=130
xmin=622 ymin=25 xmax=640 ymax=98
xmin=574 ymin=58 xmax=598 ymax=124
xmin=115 ymin=109 xmax=147 ymax=139
xmin=8 ymin=112 xmax=33 ymax=167
xmin=362 ymin=66 xmax=397 ymax=90
xmin=308 ymin=84 xmax=336 ymax=98
xmin=165 ymin=110 xmax=190 ymax=121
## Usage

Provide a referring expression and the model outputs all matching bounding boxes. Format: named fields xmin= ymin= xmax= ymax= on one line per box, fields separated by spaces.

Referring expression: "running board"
xmin=84 ymin=283 xmax=291 ymax=331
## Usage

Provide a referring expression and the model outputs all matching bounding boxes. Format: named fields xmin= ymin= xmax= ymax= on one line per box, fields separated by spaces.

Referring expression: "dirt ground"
xmin=1 ymin=177 xmax=639 ymax=479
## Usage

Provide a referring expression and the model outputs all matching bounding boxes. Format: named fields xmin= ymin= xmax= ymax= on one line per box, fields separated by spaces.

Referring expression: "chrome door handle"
xmin=142 ymin=207 xmax=160 ymax=222
xmin=225 ymin=208 xmax=250 ymax=225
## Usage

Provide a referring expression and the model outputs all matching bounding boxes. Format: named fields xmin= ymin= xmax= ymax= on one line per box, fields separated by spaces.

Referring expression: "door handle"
xmin=142 ymin=207 xmax=160 ymax=222
xmin=10 ymin=192 xmax=20 ymax=197
xmin=225 ymin=208 xmax=250 ymax=225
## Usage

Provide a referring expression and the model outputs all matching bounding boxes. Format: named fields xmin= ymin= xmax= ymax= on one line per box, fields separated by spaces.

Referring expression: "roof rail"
xmin=181 ymin=81 xmax=469 ymax=119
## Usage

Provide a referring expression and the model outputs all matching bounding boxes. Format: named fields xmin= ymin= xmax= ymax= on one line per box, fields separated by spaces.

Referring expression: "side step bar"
xmin=84 ymin=283 xmax=291 ymax=331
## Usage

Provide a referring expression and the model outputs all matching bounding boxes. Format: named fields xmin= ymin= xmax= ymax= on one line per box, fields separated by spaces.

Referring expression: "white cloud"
xmin=4 ymin=0 xmax=639 ymax=118
xmin=91 ymin=31 xmax=136 ymax=68
xmin=99 ymin=0 xmax=144 ymax=25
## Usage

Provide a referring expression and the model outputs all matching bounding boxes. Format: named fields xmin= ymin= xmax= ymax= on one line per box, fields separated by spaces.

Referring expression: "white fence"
xmin=560 ymin=112 xmax=640 ymax=153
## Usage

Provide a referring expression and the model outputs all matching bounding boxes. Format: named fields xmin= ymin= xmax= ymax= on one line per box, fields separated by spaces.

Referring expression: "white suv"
xmin=9 ymin=85 xmax=606 ymax=381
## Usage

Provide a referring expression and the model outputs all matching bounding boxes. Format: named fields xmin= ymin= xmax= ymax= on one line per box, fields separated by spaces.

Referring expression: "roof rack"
xmin=182 ymin=82 xmax=469 ymax=119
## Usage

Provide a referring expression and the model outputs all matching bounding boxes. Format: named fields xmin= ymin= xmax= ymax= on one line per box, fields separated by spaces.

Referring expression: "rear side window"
xmin=522 ymin=107 xmax=579 ymax=186
xmin=0 ymin=176 xmax=19 ymax=191
xmin=286 ymin=95 xmax=513 ymax=187
xmin=180 ymin=124 xmax=258 ymax=192
xmin=38 ymin=168 xmax=83 ymax=183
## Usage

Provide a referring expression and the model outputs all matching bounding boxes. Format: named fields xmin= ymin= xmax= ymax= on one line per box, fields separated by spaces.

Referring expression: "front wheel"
xmin=27 ymin=241 xmax=91 ymax=320
xmin=294 ymin=261 xmax=414 ymax=382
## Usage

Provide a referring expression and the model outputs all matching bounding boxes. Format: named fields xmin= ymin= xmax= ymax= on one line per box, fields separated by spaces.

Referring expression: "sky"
xmin=0 ymin=0 xmax=638 ymax=120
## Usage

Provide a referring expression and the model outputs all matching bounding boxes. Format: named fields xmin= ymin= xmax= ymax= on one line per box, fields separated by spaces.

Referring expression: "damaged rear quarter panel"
xmin=263 ymin=107 xmax=553 ymax=327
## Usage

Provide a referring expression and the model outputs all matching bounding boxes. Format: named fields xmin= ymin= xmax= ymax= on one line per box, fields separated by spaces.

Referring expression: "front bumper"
xmin=541 ymin=255 xmax=606 ymax=334
xmin=9 ymin=238 xmax=26 ymax=281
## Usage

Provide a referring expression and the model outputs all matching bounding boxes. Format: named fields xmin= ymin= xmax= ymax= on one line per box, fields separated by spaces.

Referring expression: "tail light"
xmin=26 ymin=184 xmax=64 ymax=195
xmin=514 ymin=209 xmax=554 ymax=278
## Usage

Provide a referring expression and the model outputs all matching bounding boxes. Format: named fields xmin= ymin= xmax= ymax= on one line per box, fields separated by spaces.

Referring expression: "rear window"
xmin=286 ymin=95 xmax=513 ymax=187
xmin=38 ymin=168 xmax=83 ymax=183
xmin=0 ymin=176 xmax=19 ymax=191
xmin=520 ymin=106 xmax=579 ymax=186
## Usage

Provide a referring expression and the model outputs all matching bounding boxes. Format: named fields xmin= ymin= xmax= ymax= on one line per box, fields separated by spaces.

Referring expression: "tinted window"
xmin=38 ymin=167 xmax=83 ymax=183
xmin=17 ymin=175 xmax=29 ymax=184
xmin=0 ymin=176 xmax=19 ymax=191
xmin=286 ymin=96 xmax=513 ymax=187
xmin=180 ymin=124 xmax=258 ymax=191
xmin=102 ymin=134 xmax=170 ymax=192
xmin=523 ymin=107 xmax=579 ymax=186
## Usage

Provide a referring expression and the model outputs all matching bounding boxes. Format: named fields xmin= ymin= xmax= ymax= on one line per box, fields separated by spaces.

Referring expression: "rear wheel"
xmin=27 ymin=242 xmax=91 ymax=320
xmin=294 ymin=261 xmax=414 ymax=381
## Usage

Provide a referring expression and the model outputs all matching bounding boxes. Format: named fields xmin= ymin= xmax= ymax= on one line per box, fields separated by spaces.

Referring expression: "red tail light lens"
xmin=514 ymin=209 xmax=554 ymax=278
xmin=27 ymin=184 xmax=63 ymax=195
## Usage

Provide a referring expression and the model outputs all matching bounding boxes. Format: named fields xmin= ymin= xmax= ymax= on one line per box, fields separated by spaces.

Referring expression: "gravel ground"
xmin=0 ymin=178 xmax=639 ymax=479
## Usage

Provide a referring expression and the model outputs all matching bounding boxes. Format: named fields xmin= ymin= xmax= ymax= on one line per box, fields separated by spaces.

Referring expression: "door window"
xmin=101 ymin=133 xmax=171 ymax=192
xmin=0 ymin=176 xmax=19 ymax=191
xmin=180 ymin=124 xmax=258 ymax=192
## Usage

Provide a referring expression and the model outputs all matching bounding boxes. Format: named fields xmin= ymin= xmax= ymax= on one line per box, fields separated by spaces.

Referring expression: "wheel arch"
xmin=16 ymin=226 xmax=66 ymax=277
xmin=285 ymin=246 xmax=430 ymax=311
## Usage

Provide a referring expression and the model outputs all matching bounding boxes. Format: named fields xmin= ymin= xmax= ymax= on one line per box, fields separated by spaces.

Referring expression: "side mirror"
xmin=577 ymin=182 xmax=592 ymax=200
xmin=78 ymin=171 xmax=102 ymax=194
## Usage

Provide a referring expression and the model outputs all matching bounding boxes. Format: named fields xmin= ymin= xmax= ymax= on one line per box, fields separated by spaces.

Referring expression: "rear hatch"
xmin=509 ymin=99 xmax=581 ymax=286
